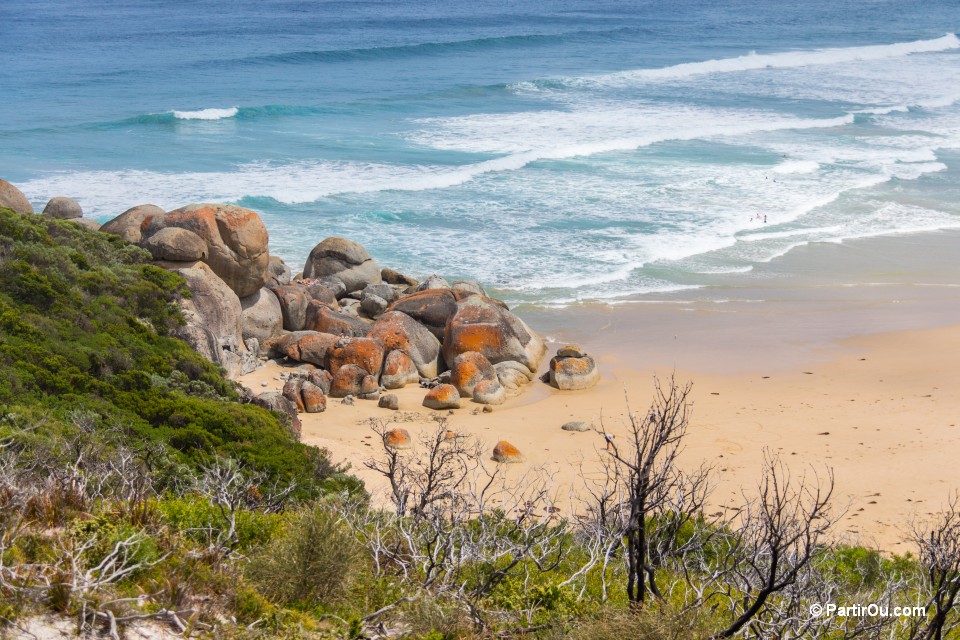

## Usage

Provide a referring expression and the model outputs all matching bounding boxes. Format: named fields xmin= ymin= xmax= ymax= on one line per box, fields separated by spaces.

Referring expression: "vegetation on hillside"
xmin=0 ymin=207 xmax=354 ymax=498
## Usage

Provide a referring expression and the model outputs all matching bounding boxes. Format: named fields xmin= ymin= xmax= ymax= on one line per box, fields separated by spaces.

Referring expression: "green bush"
xmin=247 ymin=504 xmax=362 ymax=608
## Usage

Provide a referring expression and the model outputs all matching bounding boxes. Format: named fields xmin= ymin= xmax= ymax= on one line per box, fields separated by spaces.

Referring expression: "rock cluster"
xmin=0 ymin=180 xmax=557 ymax=409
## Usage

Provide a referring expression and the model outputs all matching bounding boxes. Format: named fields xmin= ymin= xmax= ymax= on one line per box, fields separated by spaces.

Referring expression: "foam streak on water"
xmin=2 ymin=1 xmax=960 ymax=306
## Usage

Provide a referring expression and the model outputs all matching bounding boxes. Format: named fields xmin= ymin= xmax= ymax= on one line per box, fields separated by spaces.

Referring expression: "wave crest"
xmin=172 ymin=107 xmax=239 ymax=121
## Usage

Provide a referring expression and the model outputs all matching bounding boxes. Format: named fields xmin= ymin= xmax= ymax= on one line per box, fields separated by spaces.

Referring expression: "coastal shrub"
xmin=157 ymin=496 xmax=284 ymax=552
xmin=246 ymin=504 xmax=362 ymax=608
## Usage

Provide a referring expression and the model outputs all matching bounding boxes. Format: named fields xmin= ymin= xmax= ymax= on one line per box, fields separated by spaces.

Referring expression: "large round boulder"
xmin=301 ymin=381 xmax=327 ymax=413
xmin=142 ymin=203 xmax=270 ymax=298
xmin=548 ymin=353 xmax=600 ymax=391
xmin=326 ymin=337 xmax=386 ymax=377
xmin=302 ymin=237 xmax=381 ymax=295
xmin=158 ymin=260 xmax=256 ymax=378
xmin=240 ymin=287 xmax=284 ymax=343
xmin=442 ymin=296 xmax=546 ymax=375
xmin=423 ymin=384 xmax=460 ymax=410
xmin=42 ymin=196 xmax=83 ymax=220
xmin=380 ymin=350 xmax=419 ymax=389
xmin=99 ymin=204 xmax=164 ymax=243
xmin=367 ymin=311 xmax=441 ymax=378
xmin=330 ymin=364 xmax=368 ymax=398
xmin=143 ymin=227 xmax=208 ymax=262
xmin=449 ymin=351 xmax=497 ymax=398
xmin=0 ymin=179 xmax=34 ymax=213
xmin=472 ymin=378 xmax=505 ymax=405
xmin=387 ymin=288 xmax=475 ymax=341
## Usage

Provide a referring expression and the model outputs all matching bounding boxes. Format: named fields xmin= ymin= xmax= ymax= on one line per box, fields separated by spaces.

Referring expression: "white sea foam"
xmin=21 ymin=110 xmax=858 ymax=216
xmin=772 ymin=160 xmax=820 ymax=174
xmin=409 ymin=105 xmax=854 ymax=155
xmin=541 ymin=34 xmax=960 ymax=88
xmin=172 ymin=107 xmax=239 ymax=120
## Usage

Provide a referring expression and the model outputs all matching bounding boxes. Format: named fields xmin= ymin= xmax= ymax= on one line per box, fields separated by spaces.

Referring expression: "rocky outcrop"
xmin=561 ymin=421 xmax=591 ymax=432
xmin=99 ymin=204 xmax=164 ymax=243
xmin=381 ymin=350 xmax=419 ymax=389
xmin=367 ymin=311 xmax=441 ymax=378
xmin=42 ymin=196 xmax=83 ymax=219
xmin=548 ymin=346 xmax=599 ymax=390
xmin=423 ymin=384 xmax=460 ymax=410
xmin=0 ymin=179 xmax=33 ymax=213
xmin=161 ymin=260 xmax=256 ymax=378
xmin=239 ymin=287 xmax=283 ymax=343
xmin=141 ymin=203 xmax=270 ymax=298
xmin=442 ymin=296 xmax=546 ymax=375
xmin=302 ymin=237 xmax=381 ymax=295
xmin=449 ymin=351 xmax=497 ymax=398
xmin=492 ymin=441 xmax=524 ymax=463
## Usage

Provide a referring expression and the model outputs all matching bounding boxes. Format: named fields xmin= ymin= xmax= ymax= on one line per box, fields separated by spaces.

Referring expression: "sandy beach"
xmin=239 ymin=230 xmax=960 ymax=553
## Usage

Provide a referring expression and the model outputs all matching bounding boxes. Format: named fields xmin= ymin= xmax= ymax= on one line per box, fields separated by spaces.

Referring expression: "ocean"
xmin=2 ymin=0 xmax=958 ymax=306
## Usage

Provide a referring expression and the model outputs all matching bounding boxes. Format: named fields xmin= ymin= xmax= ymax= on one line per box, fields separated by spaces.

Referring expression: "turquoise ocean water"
xmin=2 ymin=0 xmax=959 ymax=306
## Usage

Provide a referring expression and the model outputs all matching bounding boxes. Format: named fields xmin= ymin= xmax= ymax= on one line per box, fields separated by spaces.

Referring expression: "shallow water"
xmin=2 ymin=0 xmax=958 ymax=305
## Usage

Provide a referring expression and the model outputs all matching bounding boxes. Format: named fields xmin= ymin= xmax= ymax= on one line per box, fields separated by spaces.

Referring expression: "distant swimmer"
xmin=764 ymin=215 xmax=767 ymax=224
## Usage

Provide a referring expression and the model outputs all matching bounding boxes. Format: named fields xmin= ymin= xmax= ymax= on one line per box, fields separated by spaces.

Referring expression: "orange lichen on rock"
xmin=423 ymin=384 xmax=461 ymax=410
xmin=492 ymin=440 xmax=525 ymax=463
xmin=325 ymin=338 xmax=386 ymax=376
xmin=383 ymin=428 xmax=413 ymax=450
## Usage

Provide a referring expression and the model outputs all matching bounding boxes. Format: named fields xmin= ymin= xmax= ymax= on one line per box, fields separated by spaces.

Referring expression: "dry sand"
xmin=238 ymin=230 xmax=960 ymax=553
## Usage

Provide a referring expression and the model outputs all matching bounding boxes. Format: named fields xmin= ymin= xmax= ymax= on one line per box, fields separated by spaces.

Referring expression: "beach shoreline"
xmin=238 ymin=228 xmax=960 ymax=553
